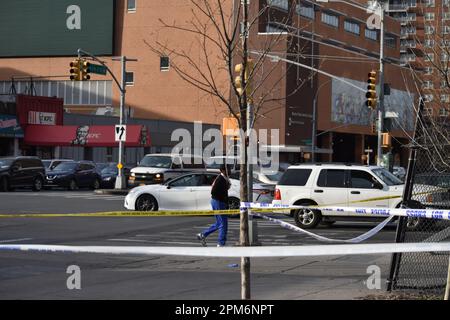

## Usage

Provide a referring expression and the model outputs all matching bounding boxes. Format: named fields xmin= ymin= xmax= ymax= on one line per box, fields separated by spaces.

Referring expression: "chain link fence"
xmin=388 ymin=116 xmax=450 ymax=297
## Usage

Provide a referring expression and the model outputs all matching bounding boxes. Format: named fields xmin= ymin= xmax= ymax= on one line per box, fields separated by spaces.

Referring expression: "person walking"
xmin=197 ymin=164 xmax=231 ymax=247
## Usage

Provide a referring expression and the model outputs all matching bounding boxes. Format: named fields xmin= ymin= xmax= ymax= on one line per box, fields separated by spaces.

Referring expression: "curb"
xmin=94 ymin=189 xmax=129 ymax=195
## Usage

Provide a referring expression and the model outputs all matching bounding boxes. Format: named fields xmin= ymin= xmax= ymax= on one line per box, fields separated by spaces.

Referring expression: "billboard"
xmin=331 ymin=77 xmax=415 ymax=131
xmin=0 ymin=0 xmax=114 ymax=57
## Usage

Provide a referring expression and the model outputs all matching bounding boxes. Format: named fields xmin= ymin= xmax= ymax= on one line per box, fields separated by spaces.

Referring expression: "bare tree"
xmin=144 ymin=0 xmax=311 ymax=299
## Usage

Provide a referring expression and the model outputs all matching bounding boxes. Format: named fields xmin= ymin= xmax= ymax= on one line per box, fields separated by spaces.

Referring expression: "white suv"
xmin=272 ymin=163 xmax=405 ymax=228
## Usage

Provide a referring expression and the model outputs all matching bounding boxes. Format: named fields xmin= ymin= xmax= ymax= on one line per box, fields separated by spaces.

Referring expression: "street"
xmin=0 ymin=190 xmax=396 ymax=299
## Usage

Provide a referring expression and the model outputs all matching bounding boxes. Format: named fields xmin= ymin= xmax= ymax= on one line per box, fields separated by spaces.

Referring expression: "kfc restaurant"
xmin=10 ymin=95 xmax=150 ymax=162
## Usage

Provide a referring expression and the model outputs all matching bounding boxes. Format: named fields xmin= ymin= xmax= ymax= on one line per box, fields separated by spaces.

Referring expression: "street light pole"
xmin=376 ymin=1 xmax=386 ymax=166
xmin=112 ymin=56 xmax=138 ymax=190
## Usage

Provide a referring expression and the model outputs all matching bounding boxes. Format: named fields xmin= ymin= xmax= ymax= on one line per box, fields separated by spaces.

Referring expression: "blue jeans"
xmin=202 ymin=199 xmax=228 ymax=246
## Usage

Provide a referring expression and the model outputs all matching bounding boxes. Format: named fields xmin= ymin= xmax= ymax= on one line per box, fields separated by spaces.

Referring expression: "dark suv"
xmin=45 ymin=161 xmax=101 ymax=190
xmin=0 ymin=156 xmax=46 ymax=192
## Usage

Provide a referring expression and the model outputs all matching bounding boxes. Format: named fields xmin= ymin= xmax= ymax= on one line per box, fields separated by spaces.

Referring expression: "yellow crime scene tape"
xmin=0 ymin=188 xmax=444 ymax=218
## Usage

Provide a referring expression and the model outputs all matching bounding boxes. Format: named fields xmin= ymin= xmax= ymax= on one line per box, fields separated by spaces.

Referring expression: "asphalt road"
xmin=0 ymin=190 xmax=397 ymax=300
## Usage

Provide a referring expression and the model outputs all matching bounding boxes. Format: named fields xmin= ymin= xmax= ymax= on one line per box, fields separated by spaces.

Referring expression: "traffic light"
xmin=80 ymin=59 xmax=91 ymax=81
xmin=366 ymin=70 xmax=377 ymax=109
xmin=234 ymin=59 xmax=253 ymax=102
xmin=69 ymin=59 xmax=81 ymax=81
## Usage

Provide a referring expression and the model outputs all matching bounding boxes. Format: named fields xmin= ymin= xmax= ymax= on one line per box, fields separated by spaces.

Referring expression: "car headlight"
xmin=103 ymin=176 xmax=112 ymax=181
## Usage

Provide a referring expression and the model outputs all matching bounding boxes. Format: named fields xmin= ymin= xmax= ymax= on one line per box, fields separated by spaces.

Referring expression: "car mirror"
xmin=166 ymin=185 xmax=171 ymax=189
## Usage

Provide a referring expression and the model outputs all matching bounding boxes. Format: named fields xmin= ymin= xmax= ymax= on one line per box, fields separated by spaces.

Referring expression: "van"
xmin=129 ymin=153 xmax=205 ymax=186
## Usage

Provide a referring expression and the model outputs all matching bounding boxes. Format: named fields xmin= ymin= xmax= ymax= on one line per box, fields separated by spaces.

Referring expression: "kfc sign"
xmin=28 ymin=111 xmax=56 ymax=125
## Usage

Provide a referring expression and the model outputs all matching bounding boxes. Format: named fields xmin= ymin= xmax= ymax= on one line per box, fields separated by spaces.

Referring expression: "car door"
xmin=194 ymin=174 xmax=218 ymax=211
xmin=313 ymin=169 xmax=349 ymax=216
xmin=347 ymin=169 xmax=389 ymax=216
xmin=9 ymin=159 xmax=24 ymax=187
xmin=85 ymin=163 xmax=97 ymax=186
xmin=76 ymin=163 xmax=89 ymax=187
xmin=158 ymin=174 xmax=200 ymax=210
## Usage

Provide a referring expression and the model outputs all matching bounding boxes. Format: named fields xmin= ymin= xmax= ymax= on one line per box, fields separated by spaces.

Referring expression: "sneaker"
xmin=217 ymin=244 xmax=225 ymax=247
xmin=196 ymin=233 xmax=207 ymax=247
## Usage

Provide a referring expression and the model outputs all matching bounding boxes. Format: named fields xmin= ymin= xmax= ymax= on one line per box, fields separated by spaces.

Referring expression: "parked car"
xmin=206 ymin=155 xmax=240 ymax=174
xmin=100 ymin=164 xmax=132 ymax=189
xmin=253 ymin=169 xmax=284 ymax=185
xmin=124 ymin=171 xmax=272 ymax=211
xmin=95 ymin=162 xmax=114 ymax=174
xmin=129 ymin=153 xmax=206 ymax=187
xmin=42 ymin=159 xmax=74 ymax=172
xmin=272 ymin=163 xmax=405 ymax=228
xmin=0 ymin=156 xmax=46 ymax=192
xmin=45 ymin=161 xmax=101 ymax=190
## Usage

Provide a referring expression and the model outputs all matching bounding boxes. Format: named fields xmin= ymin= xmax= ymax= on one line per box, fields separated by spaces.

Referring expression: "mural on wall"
xmin=331 ymin=77 xmax=415 ymax=131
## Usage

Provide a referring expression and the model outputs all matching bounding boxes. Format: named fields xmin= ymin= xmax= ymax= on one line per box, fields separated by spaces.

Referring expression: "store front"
xmin=0 ymin=114 xmax=24 ymax=156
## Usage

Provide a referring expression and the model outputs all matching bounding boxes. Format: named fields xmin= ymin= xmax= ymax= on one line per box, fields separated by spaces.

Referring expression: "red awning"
xmin=24 ymin=125 xmax=150 ymax=147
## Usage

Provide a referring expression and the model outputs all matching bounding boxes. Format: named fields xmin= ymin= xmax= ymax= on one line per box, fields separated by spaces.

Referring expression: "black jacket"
xmin=211 ymin=174 xmax=230 ymax=203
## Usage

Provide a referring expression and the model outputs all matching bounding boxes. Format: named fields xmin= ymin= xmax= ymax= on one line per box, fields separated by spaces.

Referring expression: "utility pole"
xmin=376 ymin=1 xmax=386 ymax=166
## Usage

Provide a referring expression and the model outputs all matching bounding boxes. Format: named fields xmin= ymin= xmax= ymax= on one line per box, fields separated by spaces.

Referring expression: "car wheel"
xmin=293 ymin=204 xmax=322 ymax=229
xmin=0 ymin=177 xmax=8 ymax=192
xmin=68 ymin=179 xmax=78 ymax=191
xmin=228 ymin=197 xmax=240 ymax=218
xmin=135 ymin=194 xmax=158 ymax=211
xmin=32 ymin=177 xmax=43 ymax=191
xmin=92 ymin=179 xmax=100 ymax=190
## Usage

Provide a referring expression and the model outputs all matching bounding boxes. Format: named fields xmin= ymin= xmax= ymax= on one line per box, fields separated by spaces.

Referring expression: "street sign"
xmin=89 ymin=63 xmax=107 ymax=75
xmin=117 ymin=163 xmax=123 ymax=170
xmin=115 ymin=125 xmax=126 ymax=142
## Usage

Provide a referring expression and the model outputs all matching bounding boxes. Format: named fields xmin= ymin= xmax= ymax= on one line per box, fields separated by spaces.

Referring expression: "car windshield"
xmin=101 ymin=166 xmax=118 ymax=174
xmin=372 ymin=168 xmax=403 ymax=186
xmin=53 ymin=162 xmax=78 ymax=171
xmin=0 ymin=158 xmax=13 ymax=169
xmin=140 ymin=156 xmax=173 ymax=168
xmin=42 ymin=160 xmax=51 ymax=168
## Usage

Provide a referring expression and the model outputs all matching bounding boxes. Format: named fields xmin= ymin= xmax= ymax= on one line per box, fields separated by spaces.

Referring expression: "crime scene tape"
xmin=251 ymin=212 xmax=394 ymax=243
xmin=0 ymin=242 xmax=449 ymax=257
xmin=241 ymin=202 xmax=450 ymax=221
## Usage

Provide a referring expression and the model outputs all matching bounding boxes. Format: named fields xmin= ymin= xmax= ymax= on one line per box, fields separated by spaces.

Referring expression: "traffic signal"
xmin=366 ymin=70 xmax=377 ymax=109
xmin=80 ymin=59 xmax=91 ymax=81
xmin=234 ymin=59 xmax=253 ymax=102
xmin=69 ymin=59 xmax=81 ymax=81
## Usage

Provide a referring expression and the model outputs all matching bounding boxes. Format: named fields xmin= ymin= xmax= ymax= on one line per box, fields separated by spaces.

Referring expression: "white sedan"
xmin=124 ymin=172 xmax=272 ymax=211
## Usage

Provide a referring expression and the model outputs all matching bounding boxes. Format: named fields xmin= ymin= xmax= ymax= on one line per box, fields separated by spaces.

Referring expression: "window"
xmin=439 ymin=108 xmax=449 ymax=117
xmin=424 ymin=107 xmax=433 ymax=116
xmin=441 ymin=94 xmax=450 ymax=103
xmin=423 ymin=93 xmax=434 ymax=102
xmin=441 ymin=80 xmax=448 ymax=88
xmin=425 ymin=25 xmax=435 ymax=34
xmin=425 ymin=52 xmax=434 ymax=62
xmin=423 ymin=81 xmax=434 ymax=89
xmin=321 ymin=12 xmax=339 ymax=28
xmin=265 ymin=24 xmax=288 ymax=33
xmin=424 ymin=39 xmax=435 ymax=47
xmin=407 ymin=13 xmax=416 ymax=21
xmin=365 ymin=28 xmax=377 ymax=41
xmin=169 ymin=174 xmax=202 ymax=187
xmin=344 ymin=20 xmax=360 ymax=35
xmin=442 ymin=52 xmax=449 ymax=61
xmin=296 ymin=3 xmax=315 ymax=19
xmin=425 ymin=12 xmax=435 ymax=21
xmin=160 ymin=56 xmax=170 ymax=71
xmin=443 ymin=12 xmax=450 ymax=20
xmin=125 ymin=72 xmax=134 ymax=86
xmin=424 ymin=0 xmax=435 ymax=7
xmin=425 ymin=67 xmax=433 ymax=75
xmin=443 ymin=26 xmax=450 ymax=34
xmin=267 ymin=0 xmax=289 ymax=10
xmin=278 ymin=169 xmax=312 ymax=186
xmin=350 ymin=170 xmax=379 ymax=189
xmin=317 ymin=169 xmax=347 ymax=188
xmin=385 ymin=35 xmax=397 ymax=48
xmin=127 ymin=0 xmax=136 ymax=12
